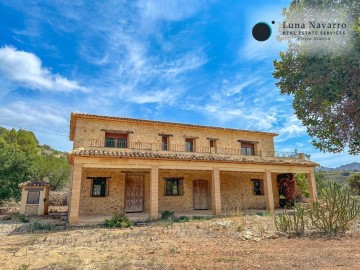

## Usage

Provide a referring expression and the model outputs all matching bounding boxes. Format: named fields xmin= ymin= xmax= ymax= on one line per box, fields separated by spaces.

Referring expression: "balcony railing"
xmin=84 ymin=140 xmax=305 ymax=159
xmin=88 ymin=139 xmax=152 ymax=150
xmin=86 ymin=139 xmax=264 ymax=157
xmin=266 ymin=151 xmax=300 ymax=159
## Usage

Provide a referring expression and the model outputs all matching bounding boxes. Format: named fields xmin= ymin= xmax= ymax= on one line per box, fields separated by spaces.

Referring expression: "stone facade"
xmin=72 ymin=116 xmax=276 ymax=156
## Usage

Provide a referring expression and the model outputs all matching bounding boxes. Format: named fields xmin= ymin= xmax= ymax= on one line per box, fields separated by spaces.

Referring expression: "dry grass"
xmin=0 ymin=213 xmax=359 ymax=270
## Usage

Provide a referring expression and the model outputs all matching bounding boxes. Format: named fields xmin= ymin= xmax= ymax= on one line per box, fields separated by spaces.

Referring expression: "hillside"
xmin=316 ymin=162 xmax=360 ymax=172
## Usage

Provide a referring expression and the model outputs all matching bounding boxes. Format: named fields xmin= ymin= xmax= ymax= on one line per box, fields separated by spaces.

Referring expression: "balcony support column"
xmin=211 ymin=167 xmax=222 ymax=215
xmin=307 ymin=170 xmax=317 ymax=206
xmin=264 ymin=170 xmax=274 ymax=212
xmin=150 ymin=165 xmax=159 ymax=219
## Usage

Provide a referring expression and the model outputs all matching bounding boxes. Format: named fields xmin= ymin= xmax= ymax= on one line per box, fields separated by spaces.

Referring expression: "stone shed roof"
xmin=69 ymin=113 xmax=278 ymax=141
xmin=67 ymin=149 xmax=319 ymax=167
xmin=19 ymin=180 xmax=51 ymax=187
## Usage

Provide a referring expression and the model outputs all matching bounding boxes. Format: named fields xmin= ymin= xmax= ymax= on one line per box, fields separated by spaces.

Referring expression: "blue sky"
xmin=0 ymin=0 xmax=358 ymax=168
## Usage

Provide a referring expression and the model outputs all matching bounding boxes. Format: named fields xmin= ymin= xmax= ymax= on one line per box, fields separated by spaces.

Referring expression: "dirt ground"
xmin=0 ymin=213 xmax=359 ymax=270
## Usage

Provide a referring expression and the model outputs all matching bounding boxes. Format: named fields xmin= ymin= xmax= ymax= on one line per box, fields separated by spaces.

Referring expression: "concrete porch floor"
xmin=78 ymin=210 xmax=214 ymax=225
xmin=77 ymin=209 xmax=290 ymax=226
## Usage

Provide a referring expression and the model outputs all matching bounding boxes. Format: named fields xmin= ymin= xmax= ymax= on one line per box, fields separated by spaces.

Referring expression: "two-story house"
xmin=67 ymin=113 xmax=318 ymax=225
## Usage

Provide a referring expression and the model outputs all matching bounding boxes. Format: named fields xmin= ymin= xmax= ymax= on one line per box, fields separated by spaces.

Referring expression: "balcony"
xmin=82 ymin=139 xmax=305 ymax=160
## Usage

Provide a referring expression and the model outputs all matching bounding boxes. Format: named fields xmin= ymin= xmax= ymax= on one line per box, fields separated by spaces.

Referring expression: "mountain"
xmin=316 ymin=162 xmax=360 ymax=171
xmin=316 ymin=166 xmax=334 ymax=172
xmin=335 ymin=162 xmax=360 ymax=171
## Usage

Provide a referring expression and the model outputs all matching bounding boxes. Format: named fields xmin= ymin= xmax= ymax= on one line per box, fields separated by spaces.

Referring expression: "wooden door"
xmin=125 ymin=174 xmax=144 ymax=212
xmin=193 ymin=180 xmax=208 ymax=210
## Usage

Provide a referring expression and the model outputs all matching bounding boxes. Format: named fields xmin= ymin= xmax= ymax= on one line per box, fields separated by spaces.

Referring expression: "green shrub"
xmin=176 ymin=216 xmax=190 ymax=223
xmin=104 ymin=210 xmax=133 ymax=228
xmin=30 ymin=221 xmax=55 ymax=231
xmin=348 ymin=173 xmax=360 ymax=195
xmin=160 ymin=210 xmax=175 ymax=221
xmin=16 ymin=214 xmax=29 ymax=223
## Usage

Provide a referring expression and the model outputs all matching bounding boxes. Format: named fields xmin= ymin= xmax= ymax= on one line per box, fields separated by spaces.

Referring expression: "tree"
xmin=295 ymin=173 xmax=309 ymax=198
xmin=315 ymin=171 xmax=327 ymax=195
xmin=348 ymin=173 xmax=360 ymax=195
xmin=31 ymin=154 xmax=71 ymax=189
xmin=0 ymin=138 xmax=31 ymax=204
xmin=273 ymin=0 xmax=360 ymax=155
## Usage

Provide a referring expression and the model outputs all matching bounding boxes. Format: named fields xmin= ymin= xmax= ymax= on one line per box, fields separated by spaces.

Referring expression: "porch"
xmin=68 ymin=162 xmax=317 ymax=225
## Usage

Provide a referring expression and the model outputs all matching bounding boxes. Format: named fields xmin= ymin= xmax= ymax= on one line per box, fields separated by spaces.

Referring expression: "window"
xmin=185 ymin=138 xmax=194 ymax=152
xmin=209 ymin=139 xmax=216 ymax=148
xmin=252 ymin=179 xmax=264 ymax=195
xmin=241 ymin=142 xmax=255 ymax=156
xmin=161 ymin=135 xmax=169 ymax=151
xmin=92 ymin=177 xmax=107 ymax=197
xmin=164 ymin=178 xmax=183 ymax=196
xmin=26 ymin=191 xmax=40 ymax=204
xmin=105 ymin=133 xmax=127 ymax=148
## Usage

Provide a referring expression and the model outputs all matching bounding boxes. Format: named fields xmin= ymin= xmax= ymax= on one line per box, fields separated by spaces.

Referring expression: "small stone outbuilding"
xmin=19 ymin=180 xmax=50 ymax=216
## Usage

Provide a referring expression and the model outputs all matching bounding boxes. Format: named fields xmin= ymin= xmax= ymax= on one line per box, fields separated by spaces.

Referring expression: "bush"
xmin=30 ymin=220 xmax=55 ymax=231
xmin=104 ymin=210 xmax=133 ymax=228
xmin=176 ymin=216 xmax=190 ymax=223
xmin=348 ymin=173 xmax=360 ymax=195
xmin=16 ymin=214 xmax=30 ymax=223
xmin=160 ymin=210 xmax=175 ymax=221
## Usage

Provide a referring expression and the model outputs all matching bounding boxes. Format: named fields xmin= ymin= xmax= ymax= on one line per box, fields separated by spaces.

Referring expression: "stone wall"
xmin=25 ymin=205 xmax=38 ymax=216
xmin=158 ymin=170 xmax=212 ymax=212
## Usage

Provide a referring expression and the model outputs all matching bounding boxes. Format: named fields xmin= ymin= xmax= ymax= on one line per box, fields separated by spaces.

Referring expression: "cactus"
xmin=274 ymin=204 xmax=307 ymax=234
xmin=307 ymin=182 xmax=360 ymax=234
xmin=274 ymin=182 xmax=359 ymax=235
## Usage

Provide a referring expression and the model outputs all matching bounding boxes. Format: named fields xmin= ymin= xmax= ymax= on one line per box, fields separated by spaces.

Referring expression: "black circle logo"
xmin=252 ymin=22 xmax=272 ymax=41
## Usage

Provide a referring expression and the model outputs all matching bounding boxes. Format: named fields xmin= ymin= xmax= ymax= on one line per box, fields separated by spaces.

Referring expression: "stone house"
xmin=67 ymin=113 xmax=318 ymax=225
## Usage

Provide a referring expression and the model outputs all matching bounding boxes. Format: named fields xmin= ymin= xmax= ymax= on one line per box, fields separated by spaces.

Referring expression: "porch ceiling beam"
xmin=219 ymin=167 xmax=265 ymax=172
xmin=158 ymin=165 xmax=213 ymax=171
xmin=82 ymin=164 xmax=152 ymax=169
xmin=269 ymin=168 xmax=311 ymax=173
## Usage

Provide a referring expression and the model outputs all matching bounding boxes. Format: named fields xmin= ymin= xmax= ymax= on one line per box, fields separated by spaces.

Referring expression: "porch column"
xmin=264 ymin=170 xmax=274 ymax=212
xmin=150 ymin=165 xmax=159 ymax=219
xmin=307 ymin=170 xmax=317 ymax=204
xmin=211 ymin=167 xmax=221 ymax=215
xmin=69 ymin=163 xmax=82 ymax=225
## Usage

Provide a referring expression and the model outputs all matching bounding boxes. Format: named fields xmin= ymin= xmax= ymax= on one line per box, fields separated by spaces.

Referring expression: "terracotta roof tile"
xmin=19 ymin=180 xmax=50 ymax=187
xmin=68 ymin=149 xmax=318 ymax=167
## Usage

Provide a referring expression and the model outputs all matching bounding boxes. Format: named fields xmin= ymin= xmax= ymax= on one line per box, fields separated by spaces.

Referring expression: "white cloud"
xmin=0 ymin=46 xmax=88 ymax=92
xmin=0 ymin=101 xmax=68 ymax=127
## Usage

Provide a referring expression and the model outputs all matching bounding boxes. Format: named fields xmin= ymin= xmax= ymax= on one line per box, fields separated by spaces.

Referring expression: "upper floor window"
xmin=185 ymin=138 xmax=194 ymax=152
xmin=161 ymin=135 xmax=169 ymax=151
xmin=241 ymin=142 xmax=255 ymax=156
xmin=209 ymin=139 xmax=216 ymax=148
xmin=105 ymin=133 xmax=127 ymax=148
